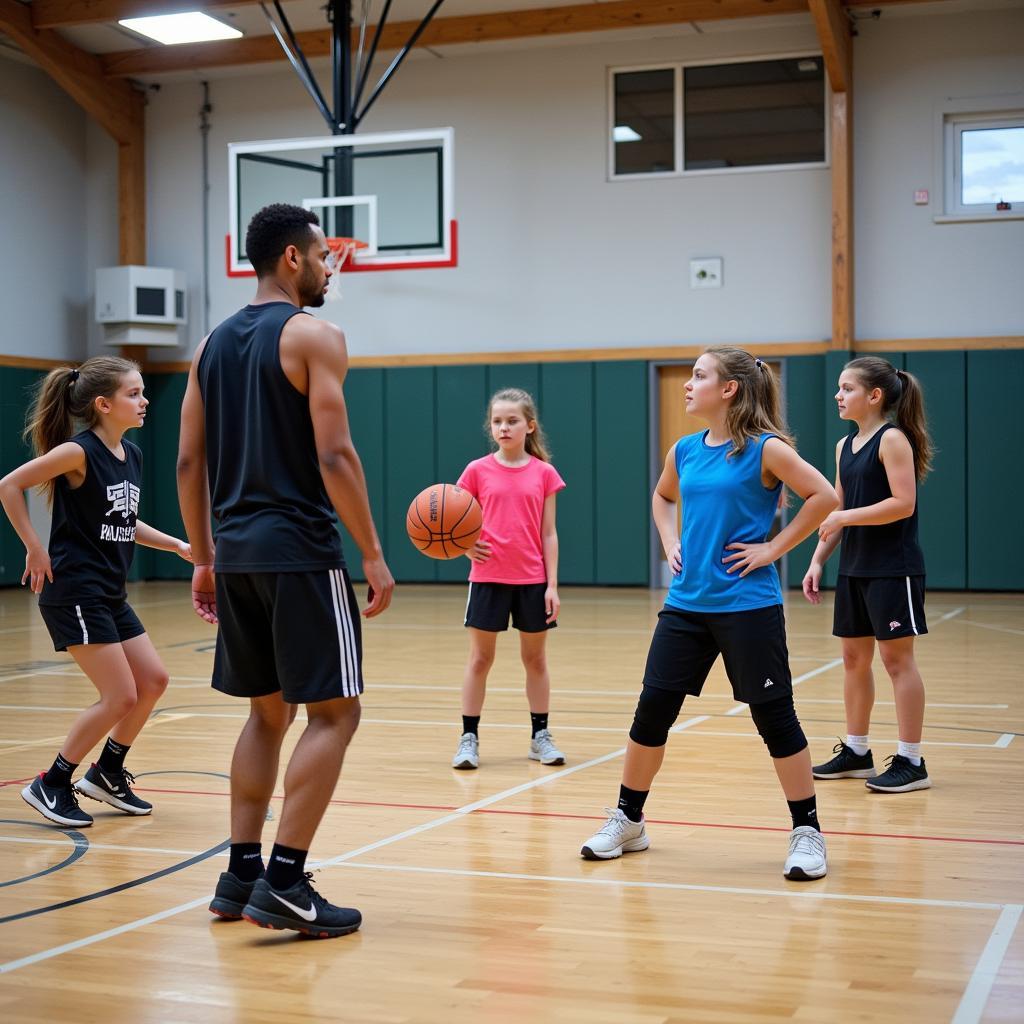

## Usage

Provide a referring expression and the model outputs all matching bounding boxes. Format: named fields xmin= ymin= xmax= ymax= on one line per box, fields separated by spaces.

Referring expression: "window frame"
xmin=944 ymin=111 xmax=1024 ymax=218
xmin=607 ymin=52 xmax=831 ymax=182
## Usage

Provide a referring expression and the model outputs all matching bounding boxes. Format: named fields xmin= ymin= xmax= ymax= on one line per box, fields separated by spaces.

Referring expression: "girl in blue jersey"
xmin=0 ymin=357 xmax=191 ymax=828
xmin=803 ymin=356 xmax=934 ymax=793
xmin=580 ymin=347 xmax=839 ymax=880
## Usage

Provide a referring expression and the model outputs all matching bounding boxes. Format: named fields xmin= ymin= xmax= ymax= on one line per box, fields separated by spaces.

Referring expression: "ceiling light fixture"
xmin=119 ymin=12 xmax=243 ymax=45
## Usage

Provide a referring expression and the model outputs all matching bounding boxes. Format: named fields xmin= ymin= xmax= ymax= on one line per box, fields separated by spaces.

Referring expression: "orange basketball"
xmin=406 ymin=483 xmax=482 ymax=560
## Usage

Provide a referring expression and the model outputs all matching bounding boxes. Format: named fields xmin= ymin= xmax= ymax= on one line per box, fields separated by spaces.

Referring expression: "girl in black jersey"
xmin=0 ymin=357 xmax=191 ymax=827
xmin=802 ymin=357 xmax=934 ymax=793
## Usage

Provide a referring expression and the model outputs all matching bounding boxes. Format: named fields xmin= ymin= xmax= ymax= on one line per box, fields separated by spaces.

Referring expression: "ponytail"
xmin=23 ymin=356 xmax=140 ymax=503
xmin=845 ymin=357 xmax=934 ymax=482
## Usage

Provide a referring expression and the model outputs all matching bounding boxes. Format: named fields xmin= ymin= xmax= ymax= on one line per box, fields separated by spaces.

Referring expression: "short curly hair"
xmin=244 ymin=203 xmax=321 ymax=277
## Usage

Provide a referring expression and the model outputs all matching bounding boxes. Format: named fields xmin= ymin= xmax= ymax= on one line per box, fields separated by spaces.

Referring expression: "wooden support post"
xmin=118 ymin=106 xmax=146 ymax=265
xmin=809 ymin=0 xmax=854 ymax=350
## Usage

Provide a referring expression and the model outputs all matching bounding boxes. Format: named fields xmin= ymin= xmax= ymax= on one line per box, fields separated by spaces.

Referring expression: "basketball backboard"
xmin=227 ymin=127 xmax=456 ymax=276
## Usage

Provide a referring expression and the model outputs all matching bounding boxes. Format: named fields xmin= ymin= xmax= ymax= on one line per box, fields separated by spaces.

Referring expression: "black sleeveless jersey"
xmin=838 ymin=423 xmax=925 ymax=577
xmin=198 ymin=302 xmax=344 ymax=572
xmin=39 ymin=430 xmax=142 ymax=606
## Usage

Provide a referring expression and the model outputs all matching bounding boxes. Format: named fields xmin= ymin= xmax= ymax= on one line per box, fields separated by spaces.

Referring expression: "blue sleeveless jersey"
xmin=665 ymin=431 xmax=783 ymax=613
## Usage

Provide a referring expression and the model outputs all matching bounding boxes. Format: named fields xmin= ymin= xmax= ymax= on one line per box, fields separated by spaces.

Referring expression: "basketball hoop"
xmin=325 ymin=237 xmax=368 ymax=301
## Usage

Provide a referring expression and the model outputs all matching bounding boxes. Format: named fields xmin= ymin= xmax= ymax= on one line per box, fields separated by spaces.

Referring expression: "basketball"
xmin=406 ymin=483 xmax=482 ymax=559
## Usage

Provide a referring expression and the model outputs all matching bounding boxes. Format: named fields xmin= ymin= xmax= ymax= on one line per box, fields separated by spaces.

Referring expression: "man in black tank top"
xmin=178 ymin=203 xmax=395 ymax=937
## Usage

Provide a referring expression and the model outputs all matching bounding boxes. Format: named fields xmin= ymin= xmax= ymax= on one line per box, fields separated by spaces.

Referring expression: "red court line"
xmin=0 ymin=776 xmax=34 ymax=788
xmin=129 ymin=786 xmax=1024 ymax=848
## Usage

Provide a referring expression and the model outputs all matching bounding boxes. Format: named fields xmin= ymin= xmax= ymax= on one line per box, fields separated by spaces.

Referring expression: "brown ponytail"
xmin=845 ymin=357 xmax=934 ymax=481
xmin=24 ymin=356 xmax=139 ymax=502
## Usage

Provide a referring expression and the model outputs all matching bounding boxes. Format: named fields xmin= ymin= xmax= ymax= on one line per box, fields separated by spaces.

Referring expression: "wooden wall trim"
xmin=4 ymin=337 xmax=1020 ymax=374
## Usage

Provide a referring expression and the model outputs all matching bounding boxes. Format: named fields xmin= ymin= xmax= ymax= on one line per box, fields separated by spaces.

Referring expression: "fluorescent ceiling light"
xmin=613 ymin=125 xmax=642 ymax=143
xmin=119 ymin=12 xmax=243 ymax=45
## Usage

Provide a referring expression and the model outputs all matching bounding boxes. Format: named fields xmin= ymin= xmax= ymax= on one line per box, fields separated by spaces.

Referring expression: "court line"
xmin=0 ymin=714 xmax=193 ymax=755
xmin=328 ymin=860 xmax=1008 ymax=912
xmin=0 ymin=836 xmax=216 ymax=858
xmin=951 ymin=903 xmax=1024 ymax=1024
xmin=995 ymin=734 xmax=1015 ymax=748
xmin=960 ymin=619 xmax=1024 ymax=637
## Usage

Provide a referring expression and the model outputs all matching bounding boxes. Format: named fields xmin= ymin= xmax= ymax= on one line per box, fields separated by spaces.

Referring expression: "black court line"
xmin=0 ymin=820 xmax=89 ymax=888
xmin=0 ymin=770 xmax=232 ymax=924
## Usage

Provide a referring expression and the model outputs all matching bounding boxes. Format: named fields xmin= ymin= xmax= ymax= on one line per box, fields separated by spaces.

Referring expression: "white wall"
xmin=854 ymin=6 xmax=1024 ymax=339
xmin=0 ymin=55 xmax=92 ymax=361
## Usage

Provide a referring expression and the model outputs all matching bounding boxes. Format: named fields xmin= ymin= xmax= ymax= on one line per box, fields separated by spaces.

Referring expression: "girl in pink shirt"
xmin=451 ymin=388 xmax=566 ymax=771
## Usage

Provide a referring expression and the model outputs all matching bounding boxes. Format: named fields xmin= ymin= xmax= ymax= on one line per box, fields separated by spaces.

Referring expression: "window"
xmin=609 ymin=55 xmax=826 ymax=180
xmin=945 ymin=114 xmax=1024 ymax=216
xmin=612 ymin=68 xmax=677 ymax=176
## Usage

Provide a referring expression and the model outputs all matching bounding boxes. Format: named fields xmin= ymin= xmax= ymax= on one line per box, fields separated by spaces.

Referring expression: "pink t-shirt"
xmin=457 ymin=454 xmax=566 ymax=584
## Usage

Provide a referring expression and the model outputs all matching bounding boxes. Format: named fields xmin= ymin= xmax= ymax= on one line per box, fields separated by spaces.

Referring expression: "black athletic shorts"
xmin=833 ymin=574 xmax=927 ymax=640
xmin=464 ymin=581 xmax=555 ymax=633
xmin=642 ymin=604 xmax=792 ymax=705
xmin=213 ymin=569 xmax=363 ymax=704
xmin=39 ymin=599 xmax=145 ymax=652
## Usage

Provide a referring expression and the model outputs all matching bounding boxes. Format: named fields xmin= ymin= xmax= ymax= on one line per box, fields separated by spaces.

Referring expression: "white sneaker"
xmin=580 ymin=808 xmax=650 ymax=860
xmin=784 ymin=825 xmax=828 ymax=880
xmin=528 ymin=729 xmax=565 ymax=766
xmin=452 ymin=732 xmax=479 ymax=770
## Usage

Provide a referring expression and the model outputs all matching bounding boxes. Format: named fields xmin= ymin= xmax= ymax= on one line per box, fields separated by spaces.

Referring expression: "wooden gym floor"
xmin=0 ymin=582 xmax=1021 ymax=1022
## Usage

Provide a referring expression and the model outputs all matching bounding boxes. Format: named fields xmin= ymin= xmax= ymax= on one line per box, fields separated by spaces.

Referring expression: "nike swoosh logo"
xmin=41 ymin=788 xmax=57 ymax=809
xmin=99 ymin=771 xmax=126 ymax=796
xmin=270 ymin=891 xmax=317 ymax=921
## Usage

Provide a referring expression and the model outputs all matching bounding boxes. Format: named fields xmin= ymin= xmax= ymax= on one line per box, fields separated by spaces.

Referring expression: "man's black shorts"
xmin=213 ymin=569 xmax=363 ymax=704
xmin=39 ymin=599 xmax=145 ymax=652
xmin=833 ymin=574 xmax=928 ymax=641
xmin=642 ymin=604 xmax=792 ymax=705
xmin=464 ymin=582 xmax=555 ymax=633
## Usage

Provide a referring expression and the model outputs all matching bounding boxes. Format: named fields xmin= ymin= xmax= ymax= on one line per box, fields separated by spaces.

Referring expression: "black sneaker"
xmin=866 ymin=754 xmax=931 ymax=792
xmin=209 ymin=871 xmax=262 ymax=920
xmin=74 ymin=764 xmax=153 ymax=815
xmin=813 ymin=740 xmax=876 ymax=780
xmin=21 ymin=773 xmax=94 ymax=827
xmin=241 ymin=873 xmax=362 ymax=938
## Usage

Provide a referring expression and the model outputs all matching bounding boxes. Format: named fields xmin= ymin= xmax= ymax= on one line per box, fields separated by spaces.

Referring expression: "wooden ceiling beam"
xmin=99 ymin=0 xmax=810 ymax=77
xmin=0 ymin=0 xmax=142 ymax=143
xmin=31 ymin=0 xmax=252 ymax=29
xmin=808 ymin=0 xmax=852 ymax=93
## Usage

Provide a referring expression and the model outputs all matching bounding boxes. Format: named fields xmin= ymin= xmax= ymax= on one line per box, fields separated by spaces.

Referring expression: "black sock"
xmin=97 ymin=737 xmax=130 ymax=774
xmin=43 ymin=753 xmax=77 ymax=789
xmin=530 ymin=712 xmax=549 ymax=737
xmin=617 ymin=784 xmax=649 ymax=824
xmin=228 ymin=843 xmax=264 ymax=882
xmin=787 ymin=795 xmax=821 ymax=833
xmin=265 ymin=844 xmax=308 ymax=890
xmin=462 ymin=715 xmax=480 ymax=737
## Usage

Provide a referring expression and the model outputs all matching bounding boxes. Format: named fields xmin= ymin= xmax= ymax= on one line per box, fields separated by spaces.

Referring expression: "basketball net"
xmin=325 ymin=238 xmax=365 ymax=302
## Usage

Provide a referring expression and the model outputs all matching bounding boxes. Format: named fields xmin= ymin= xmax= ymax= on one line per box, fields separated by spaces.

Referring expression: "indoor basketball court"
xmin=0 ymin=1 xmax=1022 ymax=1022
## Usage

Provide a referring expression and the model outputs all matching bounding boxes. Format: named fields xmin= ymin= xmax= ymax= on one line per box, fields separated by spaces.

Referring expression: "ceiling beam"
xmin=100 ymin=0 xmax=812 ymax=77
xmin=808 ymin=0 xmax=852 ymax=93
xmin=0 ymin=0 xmax=142 ymax=142
xmin=31 ymin=0 xmax=252 ymax=29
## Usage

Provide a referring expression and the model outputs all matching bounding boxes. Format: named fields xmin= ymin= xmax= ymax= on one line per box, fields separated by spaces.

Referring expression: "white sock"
xmin=897 ymin=740 xmax=922 ymax=766
xmin=846 ymin=734 xmax=870 ymax=757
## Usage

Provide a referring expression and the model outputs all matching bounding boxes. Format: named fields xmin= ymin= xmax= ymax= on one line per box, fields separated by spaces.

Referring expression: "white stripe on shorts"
xmin=464 ymin=582 xmax=473 ymax=626
xmin=905 ymin=577 xmax=919 ymax=636
xmin=329 ymin=569 xmax=359 ymax=697
xmin=74 ymin=605 xmax=89 ymax=645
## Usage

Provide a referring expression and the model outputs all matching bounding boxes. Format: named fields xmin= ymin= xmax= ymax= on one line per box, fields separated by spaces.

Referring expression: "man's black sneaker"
xmin=866 ymin=753 xmax=931 ymax=792
xmin=813 ymin=740 xmax=876 ymax=780
xmin=74 ymin=764 xmax=152 ymax=815
xmin=209 ymin=871 xmax=262 ymax=920
xmin=241 ymin=874 xmax=362 ymax=938
xmin=21 ymin=773 xmax=94 ymax=827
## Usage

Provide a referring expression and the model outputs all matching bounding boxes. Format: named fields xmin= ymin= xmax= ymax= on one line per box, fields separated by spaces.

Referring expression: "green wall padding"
xmin=595 ymin=361 xmax=649 ymax=584
xmin=0 ymin=367 xmax=43 ymax=585
xmin=541 ymin=363 xmax=596 ymax=584
xmin=907 ymin=351 xmax=966 ymax=588
xmin=967 ymin=349 xmax=1024 ymax=589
